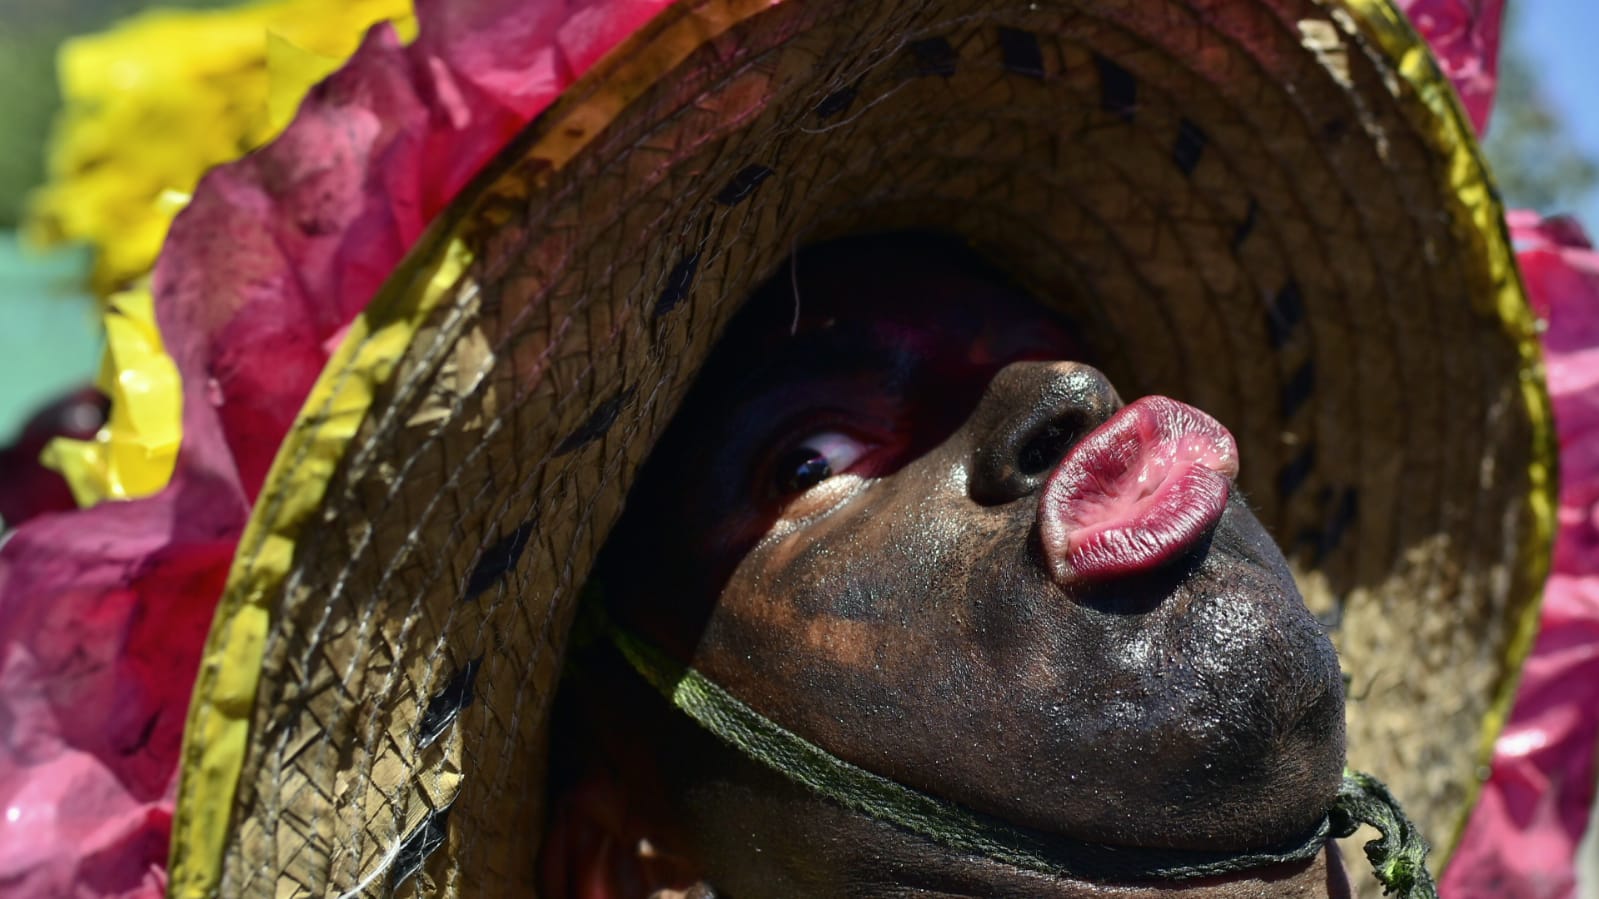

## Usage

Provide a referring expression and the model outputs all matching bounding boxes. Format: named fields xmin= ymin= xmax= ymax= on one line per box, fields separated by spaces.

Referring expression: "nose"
xmin=967 ymin=361 xmax=1122 ymax=505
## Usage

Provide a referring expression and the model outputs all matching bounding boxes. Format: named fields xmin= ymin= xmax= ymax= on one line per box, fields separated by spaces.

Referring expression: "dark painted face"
xmin=592 ymin=235 xmax=1346 ymax=887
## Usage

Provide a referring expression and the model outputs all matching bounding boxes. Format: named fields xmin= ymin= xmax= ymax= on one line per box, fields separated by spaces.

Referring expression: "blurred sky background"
xmin=0 ymin=0 xmax=1594 ymax=461
xmin=1495 ymin=0 xmax=1599 ymax=225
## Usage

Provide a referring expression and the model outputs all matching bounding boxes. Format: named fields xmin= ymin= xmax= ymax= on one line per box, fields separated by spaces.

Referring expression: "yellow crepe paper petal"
xmin=265 ymin=32 xmax=350 ymax=133
xmin=40 ymin=286 xmax=183 ymax=504
xmin=37 ymin=438 xmax=108 ymax=509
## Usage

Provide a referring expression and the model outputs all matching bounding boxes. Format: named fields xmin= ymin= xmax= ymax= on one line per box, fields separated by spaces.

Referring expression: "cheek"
xmin=766 ymin=474 xmax=872 ymax=533
xmin=721 ymin=486 xmax=1019 ymax=678
xmin=767 ymin=486 xmax=967 ymax=610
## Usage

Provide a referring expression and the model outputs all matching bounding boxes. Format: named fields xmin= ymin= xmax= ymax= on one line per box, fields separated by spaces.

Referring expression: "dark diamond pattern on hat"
xmin=654 ymin=251 xmax=702 ymax=318
xmin=814 ymin=83 xmax=859 ymax=119
xmin=1265 ymin=280 xmax=1305 ymax=349
xmin=464 ymin=520 xmax=534 ymax=601
xmin=1278 ymin=446 xmax=1316 ymax=499
xmin=908 ymin=37 xmax=958 ymax=77
xmin=1232 ymin=198 xmax=1259 ymax=250
xmin=1308 ymin=486 xmax=1360 ymax=567
xmin=1172 ymin=118 xmax=1208 ymax=175
xmin=1094 ymin=54 xmax=1136 ymax=120
xmin=554 ymin=388 xmax=635 ymax=455
xmin=389 ymin=804 xmax=452 ymax=892
xmin=416 ymin=657 xmax=483 ymax=749
xmin=997 ymin=27 xmax=1044 ymax=79
xmin=714 ymin=165 xmax=776 ymax=205
xmin=1281 ymin=361 xmax=1316 ymax=419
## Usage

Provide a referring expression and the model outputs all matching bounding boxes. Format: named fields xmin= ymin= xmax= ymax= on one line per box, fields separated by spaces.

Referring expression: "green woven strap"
xmin=1328 ymin=771 xmax=1440 ymax=898
xmin=611 ymin=627 xmax=1331 ymax=882
xmin=609 ymin=624 xmax=1437 ymax=894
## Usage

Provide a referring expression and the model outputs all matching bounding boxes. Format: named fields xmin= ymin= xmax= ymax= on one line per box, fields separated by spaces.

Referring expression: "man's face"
xmin=601 ymin=237 xmax=1345 ymax=867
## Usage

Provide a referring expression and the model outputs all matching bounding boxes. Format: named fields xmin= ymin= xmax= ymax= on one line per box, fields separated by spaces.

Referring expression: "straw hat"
xmin=167 ymin=0 xmax=1555 ymax=895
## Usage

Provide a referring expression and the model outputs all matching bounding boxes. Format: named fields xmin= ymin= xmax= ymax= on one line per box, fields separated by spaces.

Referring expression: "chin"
xmin=1137 ymin=499 xmax=1348 ymax=847
xmin=1007 ymin=497 xmax=1347 ymax=851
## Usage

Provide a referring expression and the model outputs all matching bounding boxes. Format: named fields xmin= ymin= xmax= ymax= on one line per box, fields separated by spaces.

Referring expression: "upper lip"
xmin=1035 ymin=396 xmax=1238 ymax=588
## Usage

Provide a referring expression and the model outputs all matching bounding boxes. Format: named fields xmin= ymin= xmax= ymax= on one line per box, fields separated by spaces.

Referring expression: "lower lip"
xmin=1038 ymin=396 xmax=1238 ymax=587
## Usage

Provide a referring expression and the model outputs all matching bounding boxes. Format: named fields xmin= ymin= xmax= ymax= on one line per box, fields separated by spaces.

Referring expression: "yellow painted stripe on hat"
xmin=167 ymin=235 xmax=473 ymax=899
xmin=168 ymin=1 xmax=784 ymax=896
xmin=1345 ymin=0 xmax=1558 ymax=860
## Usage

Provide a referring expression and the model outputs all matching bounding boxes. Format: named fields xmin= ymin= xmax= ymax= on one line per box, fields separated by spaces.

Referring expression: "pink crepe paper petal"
xmin=0 ymin=2 xmax=671 ymax=896
xmin=412 ymin=0 xmax=668 ymax=120
xmin=1398 ymin=0 xmax=1505 ymax=135
xmin=0 ymin=478 xmax=240 ymax=898
xmin=1444 ymin=214 xmax=1599 ymax=899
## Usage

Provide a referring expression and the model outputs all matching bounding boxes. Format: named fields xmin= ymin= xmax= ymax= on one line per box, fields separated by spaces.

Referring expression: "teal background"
xmin=0 ymin=233 xmax=99 ymax=437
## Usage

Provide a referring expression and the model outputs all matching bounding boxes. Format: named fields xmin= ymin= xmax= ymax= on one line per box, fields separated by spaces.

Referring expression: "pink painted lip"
xmin=1038 ymin=396 xmax=1239 ymax=587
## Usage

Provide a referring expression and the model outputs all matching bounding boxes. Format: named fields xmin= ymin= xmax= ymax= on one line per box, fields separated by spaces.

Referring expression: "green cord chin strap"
xmin=606 ymin=624 xmax=1439 ymax=897
xmin=1330 ymin=772 xmax=1441 ymax=897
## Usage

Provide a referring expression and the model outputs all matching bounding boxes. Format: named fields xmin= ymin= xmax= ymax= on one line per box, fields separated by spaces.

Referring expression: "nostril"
xmin=1016 ymin=418 xmax=1084 ymax=476
xmin=967 ymin=362 xmax=1121 ymax=506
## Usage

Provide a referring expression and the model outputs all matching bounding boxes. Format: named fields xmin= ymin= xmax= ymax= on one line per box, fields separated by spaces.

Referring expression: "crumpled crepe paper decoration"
xmin=0 ymin=1 xmax=669 ymax=895
xmin=1442 ymin=212 xmax=1599 ymax=899
xmin=0 ymin=0 xmax=1587 ymax=896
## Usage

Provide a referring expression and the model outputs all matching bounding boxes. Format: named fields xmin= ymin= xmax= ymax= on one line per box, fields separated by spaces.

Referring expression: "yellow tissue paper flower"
xmin=27 ymin=0 xmax=415 ymax=299
xmin=41 ymin=286 xmax=182 ymax=505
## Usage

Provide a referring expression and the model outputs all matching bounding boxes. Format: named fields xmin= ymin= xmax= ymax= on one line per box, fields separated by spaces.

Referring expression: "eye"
xmin=773 ymin=431 xmax=869 ymax=494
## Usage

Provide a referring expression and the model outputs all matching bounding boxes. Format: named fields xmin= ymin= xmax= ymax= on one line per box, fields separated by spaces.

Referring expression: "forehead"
xmin=710 ymin=233 xmax=1079 ymax=387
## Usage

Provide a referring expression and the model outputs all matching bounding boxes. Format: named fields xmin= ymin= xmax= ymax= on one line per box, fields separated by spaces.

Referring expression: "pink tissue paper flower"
xmin=1443 ymin=214 xmax=1599 ymax=899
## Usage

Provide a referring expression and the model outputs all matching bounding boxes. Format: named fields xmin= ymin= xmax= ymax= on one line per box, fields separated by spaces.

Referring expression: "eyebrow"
xmin=728 ymin=321 xmax=924 ymax=401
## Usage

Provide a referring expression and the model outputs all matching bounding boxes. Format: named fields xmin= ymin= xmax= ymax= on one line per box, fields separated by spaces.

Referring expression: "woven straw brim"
xmin=169 ymin=0 xmax=1555 ymax=896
